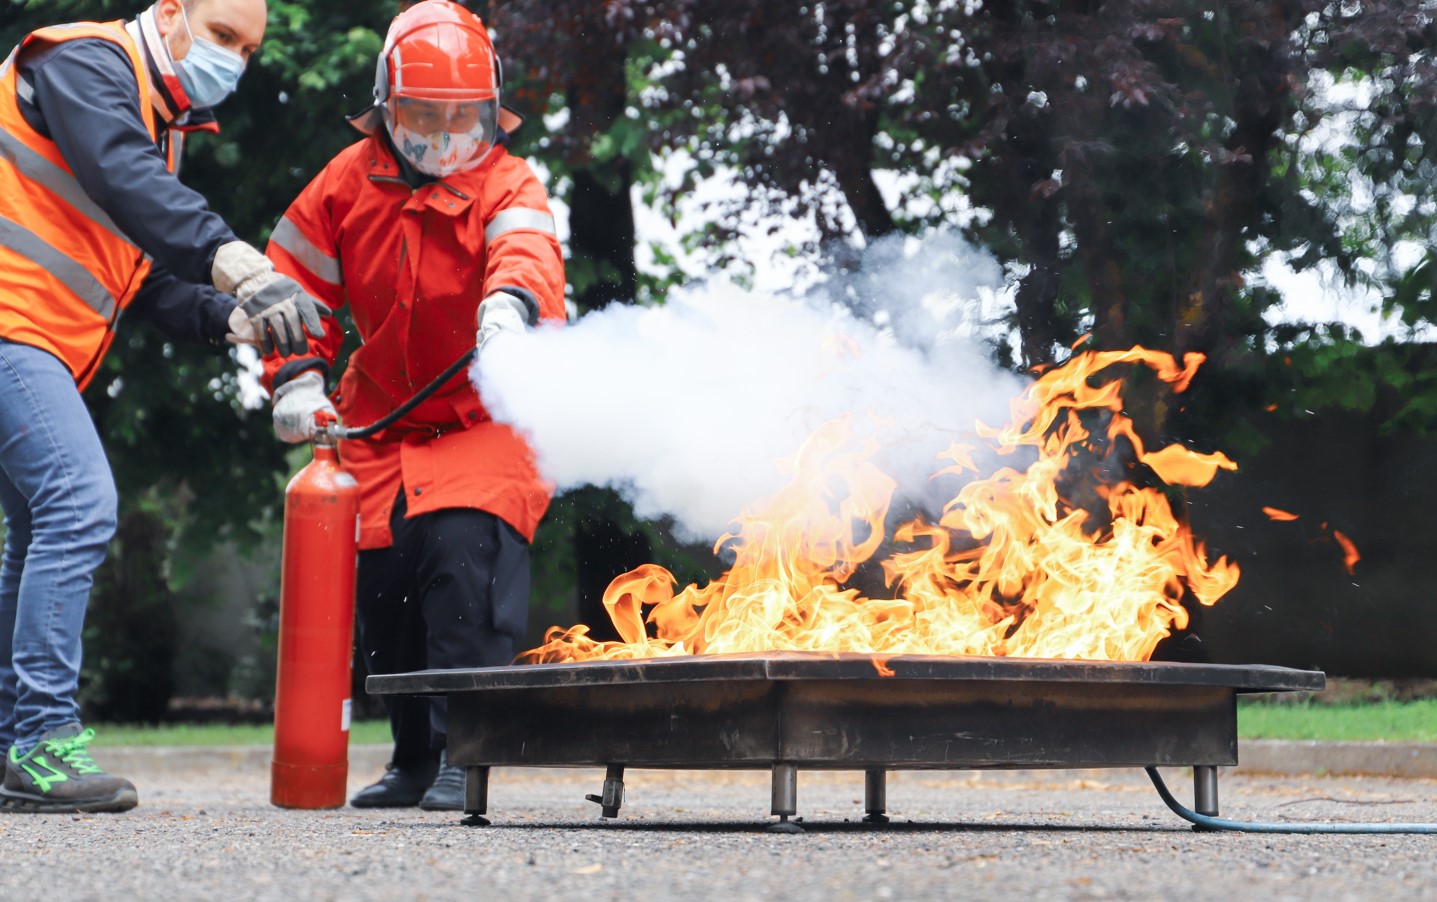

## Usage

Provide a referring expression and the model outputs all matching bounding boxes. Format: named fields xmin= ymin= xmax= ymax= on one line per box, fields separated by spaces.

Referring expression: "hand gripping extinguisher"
xmin=270 ymin=348 xmax=477 ymax=809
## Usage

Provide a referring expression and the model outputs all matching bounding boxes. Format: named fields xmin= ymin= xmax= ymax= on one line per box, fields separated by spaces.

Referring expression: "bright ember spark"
xmin=1332 ymin=530 xmax=1360 ymax=575
xmin=523 ymin=348 xmax=1241 ymax=665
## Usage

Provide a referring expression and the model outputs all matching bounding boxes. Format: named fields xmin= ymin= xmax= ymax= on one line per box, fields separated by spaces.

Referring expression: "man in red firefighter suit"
xmin=261 ymin=0 xmax=565 ymax=810
xmin=0 ymin=0 xmax=333 ymax=814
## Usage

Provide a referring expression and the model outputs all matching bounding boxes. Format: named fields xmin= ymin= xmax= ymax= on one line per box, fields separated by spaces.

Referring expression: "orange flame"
xmin=1262 ymin=507 xmax=1299 ymax=522
xmin=523 ymin=348 xmax=1241 ymax=665
xmin=1332 ymin=529 xmax=1360 ymax=575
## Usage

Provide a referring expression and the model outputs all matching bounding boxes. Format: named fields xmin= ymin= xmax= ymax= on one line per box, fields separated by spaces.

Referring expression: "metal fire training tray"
xmin=367 ymin=652 xmax=1325 ymax=831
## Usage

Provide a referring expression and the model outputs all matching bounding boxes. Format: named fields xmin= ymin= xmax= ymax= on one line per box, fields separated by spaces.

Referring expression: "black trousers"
xmin=356 ymin=492 xmax=531 ymax=768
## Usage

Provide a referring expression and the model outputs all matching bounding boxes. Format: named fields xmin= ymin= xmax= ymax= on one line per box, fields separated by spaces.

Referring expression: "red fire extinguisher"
xmin=269 ymin=349 xmax=477 ymax=809
xmin=271 ymin=410 xmax=359 ymax=809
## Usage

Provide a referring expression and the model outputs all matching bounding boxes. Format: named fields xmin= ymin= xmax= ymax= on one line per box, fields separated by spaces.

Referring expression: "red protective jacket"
xmin=264 ymin=135 xmax=565 ymax=548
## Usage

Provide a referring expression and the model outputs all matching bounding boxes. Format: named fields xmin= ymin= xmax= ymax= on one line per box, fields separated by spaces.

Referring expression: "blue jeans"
xmin=0 ymin=339 xmax=117 ymax=753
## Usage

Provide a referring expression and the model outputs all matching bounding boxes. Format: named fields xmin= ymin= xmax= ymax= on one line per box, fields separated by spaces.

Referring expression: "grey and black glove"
xmin=212 ymin=241 xmax=332 ymax=357
xmin=239 ymin=277 xmax=332 ymax=357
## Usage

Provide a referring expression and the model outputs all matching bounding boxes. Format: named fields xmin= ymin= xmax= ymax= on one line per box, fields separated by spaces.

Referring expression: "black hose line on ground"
xmin=332 ymin=348 xmax=478 ymax=440
xmin=1146 ymin=767 xmax=1437 ymax=834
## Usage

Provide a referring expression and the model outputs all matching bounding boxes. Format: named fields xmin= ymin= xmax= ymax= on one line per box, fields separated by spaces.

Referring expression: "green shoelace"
xmin=42 ymin=728 xmax=103 ymax=775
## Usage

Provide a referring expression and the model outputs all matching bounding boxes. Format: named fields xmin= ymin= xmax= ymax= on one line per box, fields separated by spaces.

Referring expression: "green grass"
xmin=1237 ymin=699 xmax=1437 ymax=742
xmin=88 ymin=702 xmax=1437 ymax=747
xmin=94 ymin=719 xmax=391 ymax=747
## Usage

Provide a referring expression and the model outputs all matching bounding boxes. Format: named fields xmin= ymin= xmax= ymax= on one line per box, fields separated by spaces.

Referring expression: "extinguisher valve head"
xmin=311 ymin=410 xmax=344 ymax=447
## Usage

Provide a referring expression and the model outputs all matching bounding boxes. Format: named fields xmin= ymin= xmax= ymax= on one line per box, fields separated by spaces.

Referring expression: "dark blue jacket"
xmin=18 ymin=36 xmax=238 ymax=349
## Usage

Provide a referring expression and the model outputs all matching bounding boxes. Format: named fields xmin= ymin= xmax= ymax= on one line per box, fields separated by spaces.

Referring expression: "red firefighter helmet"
xmin=378 ymin=0 xmax=497 ymax=103
xmin=354 ymin=1 xmax=522 ymax=175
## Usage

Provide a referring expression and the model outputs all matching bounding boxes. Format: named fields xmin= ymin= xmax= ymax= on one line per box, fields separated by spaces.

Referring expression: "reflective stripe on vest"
xmin=270 ymin=215 xmax=341 ymax=286
xmin=0 ymin=214 xmax=116 ymax=320
xmin=484 ymin=207 xmax=556 ymax=244
xmin=0 ymin=127 xmax=136 ymax=252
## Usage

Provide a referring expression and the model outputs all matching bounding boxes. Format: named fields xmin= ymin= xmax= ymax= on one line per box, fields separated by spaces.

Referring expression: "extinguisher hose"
xmin=1146 ymin=767 xmax=1437 ymax=833
xmin=330 ymin=347 xmax=477 ymax=440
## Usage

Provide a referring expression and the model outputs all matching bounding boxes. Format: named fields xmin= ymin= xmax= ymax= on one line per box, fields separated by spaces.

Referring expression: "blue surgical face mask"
xmin=171 ymin=5 xmax=246 ymax=108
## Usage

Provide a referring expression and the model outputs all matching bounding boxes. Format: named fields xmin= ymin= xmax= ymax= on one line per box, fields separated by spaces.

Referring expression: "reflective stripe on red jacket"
xmin=264 ymin=135 xmax=566 ymax=548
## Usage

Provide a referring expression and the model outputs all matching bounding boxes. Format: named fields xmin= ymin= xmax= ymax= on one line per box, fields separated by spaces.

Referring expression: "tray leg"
xmin=461 ymin=765 xmax=490 ymax=827
xmin=1193 ymin=765 xmax=1219 ymax=816
xmin=768 ymin=762 xmax=804 ymax=834
xmin=585 ymin=765 xmax=626 ymax=818
xmin=863 ymin=768 xmax=890 ymax=825
xmin=1190 ymin=764 xmax=1220 ymax=832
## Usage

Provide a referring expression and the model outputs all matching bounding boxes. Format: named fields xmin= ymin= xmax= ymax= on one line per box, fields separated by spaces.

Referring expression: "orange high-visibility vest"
xmin=0 ymin=21 xmax=176 ymax=390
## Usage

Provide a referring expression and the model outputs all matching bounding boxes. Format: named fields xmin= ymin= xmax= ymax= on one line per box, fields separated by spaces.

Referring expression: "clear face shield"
xmin=383 ymin=96 xmax=498 ymax=178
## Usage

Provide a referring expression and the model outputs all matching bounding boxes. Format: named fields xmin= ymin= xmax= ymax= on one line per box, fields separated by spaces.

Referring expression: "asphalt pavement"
xmin=0 ymin=745 xmax=1433 ymax=901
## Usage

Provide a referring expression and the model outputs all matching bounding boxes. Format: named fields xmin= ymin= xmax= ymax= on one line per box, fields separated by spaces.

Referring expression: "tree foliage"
xmin=506 ymin=2 xmax=1437 ymax=428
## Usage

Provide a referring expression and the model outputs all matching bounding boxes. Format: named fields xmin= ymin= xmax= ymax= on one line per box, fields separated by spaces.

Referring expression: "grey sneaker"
xmin=0 ymin=725 xmax=138 ymax=813
xmin=417 ymin=751 xmax=465 ymax=811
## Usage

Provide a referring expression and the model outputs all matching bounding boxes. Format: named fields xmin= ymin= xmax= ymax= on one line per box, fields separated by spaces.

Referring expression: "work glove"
xmin=271 ymin=370 xmax=338 ymax=444
xmin=212 ymin=241 xmax=332 ymax=357
xmin=226 ymin=306 xmax=259 ymax=347
xmin=476 ymin=291 xmax=529 ymax=354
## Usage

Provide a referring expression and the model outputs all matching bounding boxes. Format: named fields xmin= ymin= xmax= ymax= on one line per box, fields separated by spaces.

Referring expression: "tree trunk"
xmin=825 ymin=105 xmax=896 ymax=240
xmin=569 ymin=165 xmax=638 ymax=310
xmin=564 ymin=20 xmax=649 ymax=635
xmin=1175 ymin=15 xmax=1293 ymax=366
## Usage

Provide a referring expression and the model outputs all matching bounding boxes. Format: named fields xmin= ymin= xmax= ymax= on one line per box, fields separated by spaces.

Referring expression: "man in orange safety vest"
xmin=0 ymin=0 xmax=331 ymax=814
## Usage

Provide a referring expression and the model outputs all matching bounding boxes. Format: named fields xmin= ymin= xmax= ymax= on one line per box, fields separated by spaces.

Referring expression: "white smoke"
xmin=472 ymin=230 xmax=1025 ymax=541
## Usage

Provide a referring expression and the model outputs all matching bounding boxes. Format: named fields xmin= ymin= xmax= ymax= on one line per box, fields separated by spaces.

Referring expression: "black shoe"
xmin=350 ymin=760 xmax=438 ymax=809
xmin=0 ymin=724 xmax=138 ymax=814
xmin=418 ymin=751 xmax=465 ymax=811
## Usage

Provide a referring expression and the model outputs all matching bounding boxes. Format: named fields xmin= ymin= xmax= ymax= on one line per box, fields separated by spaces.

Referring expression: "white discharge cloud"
xmin=472 ymin=231 xmax=1025 ymax=542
